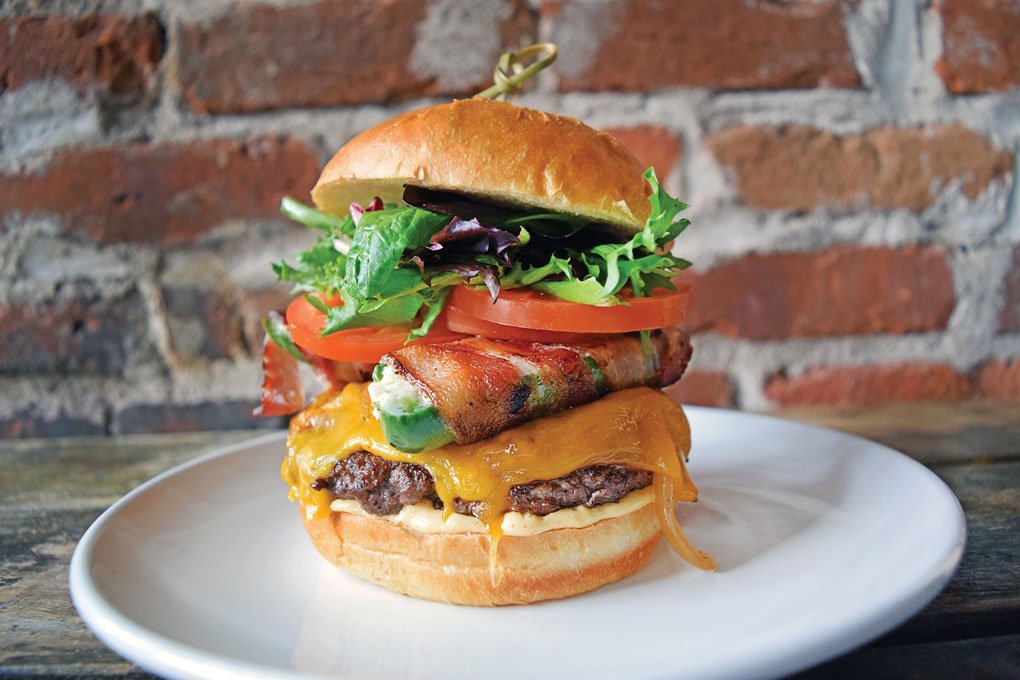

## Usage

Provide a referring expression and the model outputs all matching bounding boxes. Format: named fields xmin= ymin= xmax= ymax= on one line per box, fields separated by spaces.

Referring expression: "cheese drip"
xmin=282 ymin=384 xmax=697 ymax=539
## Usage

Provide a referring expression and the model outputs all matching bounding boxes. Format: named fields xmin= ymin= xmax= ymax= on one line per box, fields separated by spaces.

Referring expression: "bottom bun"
xmin=301 ymin=500 xmax=661 ymax=606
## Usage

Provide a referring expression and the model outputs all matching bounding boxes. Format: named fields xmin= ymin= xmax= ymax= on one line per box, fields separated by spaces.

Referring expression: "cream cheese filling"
xmin=367 ymin=364 xmax=428 ymax=420
xmin=329 ymin=486 xmax=653 ymax=536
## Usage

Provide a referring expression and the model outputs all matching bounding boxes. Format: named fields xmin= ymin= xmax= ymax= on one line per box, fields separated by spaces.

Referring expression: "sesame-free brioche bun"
xmin=301 ymin=500 xmax=660 ymax=606
xmin=311 ymin=98 xmax=650 ymax=238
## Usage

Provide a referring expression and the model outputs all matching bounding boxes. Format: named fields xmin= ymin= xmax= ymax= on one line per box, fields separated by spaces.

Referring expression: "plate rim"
xmin=69 ymin=408 xmax=966 ymax=680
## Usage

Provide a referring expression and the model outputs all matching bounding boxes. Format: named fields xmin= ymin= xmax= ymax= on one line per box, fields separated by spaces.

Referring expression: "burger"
xmin=257 ymin=98 xmax=715 ymax=606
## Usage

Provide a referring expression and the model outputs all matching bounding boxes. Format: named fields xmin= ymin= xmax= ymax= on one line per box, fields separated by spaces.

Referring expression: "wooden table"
xmin=2 ymin=400 xmax=1019 ymax=678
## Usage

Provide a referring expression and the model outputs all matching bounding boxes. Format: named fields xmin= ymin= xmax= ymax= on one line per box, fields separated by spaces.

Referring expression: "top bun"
xmin=312 ymin=99 xmax=650 ymax=237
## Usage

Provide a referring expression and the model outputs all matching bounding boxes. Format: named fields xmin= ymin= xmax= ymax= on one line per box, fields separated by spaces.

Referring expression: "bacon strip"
xmin=381 ymin=326 xmax=692 ymax=444
xmin=255 ymin=339 xmax=374 ymax=418
xmin=254 ymin=334 xmax=304 ymax=417
xmin=302 ymin=352 xmax=374 ymax=390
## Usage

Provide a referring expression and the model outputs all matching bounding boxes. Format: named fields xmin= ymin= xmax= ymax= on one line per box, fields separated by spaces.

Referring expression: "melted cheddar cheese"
xmin=282 ymin=383 xmax=698 ymax=538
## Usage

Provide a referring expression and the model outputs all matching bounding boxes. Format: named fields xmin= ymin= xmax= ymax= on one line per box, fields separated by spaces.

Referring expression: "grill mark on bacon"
xmin=381 ymin=327 xmax=692 ymax=445
xmin=509 ymin=383 xmax=530 ymax=413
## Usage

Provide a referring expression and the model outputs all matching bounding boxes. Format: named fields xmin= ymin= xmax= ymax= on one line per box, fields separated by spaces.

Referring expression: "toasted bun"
xmin=301 ymin=500 xmax=660 ymax=606
xmin=312 ymin=99 xmax=650 ymax=237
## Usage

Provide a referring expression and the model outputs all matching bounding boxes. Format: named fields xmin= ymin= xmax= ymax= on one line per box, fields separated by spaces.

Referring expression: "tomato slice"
xmin=447 ymin=284 xmax=691 ymax=334
xmin=286 ymin=296 xmax=466 ymax=363
xmin=444 ymin=305 xmax=606 ymax=343
xmin=254 ymin=332 xmax=304 ymax=417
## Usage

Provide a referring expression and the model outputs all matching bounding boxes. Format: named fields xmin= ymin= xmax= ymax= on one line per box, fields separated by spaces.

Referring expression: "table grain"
xmin=2 ymin=400 xmax=1018 ymax=679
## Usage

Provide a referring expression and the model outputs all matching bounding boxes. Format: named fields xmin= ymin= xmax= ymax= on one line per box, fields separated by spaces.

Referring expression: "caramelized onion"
xmin=654 ymin=473 xmax=717 ymax=571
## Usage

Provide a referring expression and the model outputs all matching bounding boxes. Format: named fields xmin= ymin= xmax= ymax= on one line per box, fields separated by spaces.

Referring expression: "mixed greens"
xmin=274 ymin=168 xmax=691 ymax=337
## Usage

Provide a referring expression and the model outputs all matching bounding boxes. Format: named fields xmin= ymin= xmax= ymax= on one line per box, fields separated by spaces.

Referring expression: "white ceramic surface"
xmin=70 ymin=408 xmax=965 ymax=680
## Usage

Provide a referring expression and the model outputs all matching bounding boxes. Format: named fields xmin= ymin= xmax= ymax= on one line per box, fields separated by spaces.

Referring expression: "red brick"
xmin=607 ymin=125 xmax=681 ymax=182
xmin=0 ymin=14 xmax=164 ymax=96
xmin=663 ymin=371 xmax=735 ymax=408
xmin=708 ymin=124 xmax=1013 ymax=213
xmin=177 ymin=0 xmax=536 ymax=113
xmin=974 ymin=359 xmax=1020 ymax=398
xmin=683 ymin=246 xmax=954 ymax=340
xmin=1000 ymin=247 xmax=1020 ymax=332
xmin=936 ymin=0 xmax=1020 ymax=94
xmin=0 ymin=138 xmax=319 ymax=244
xmin=765 ymin=363 xmax=974 ymax=406
xmin=0 ymin=286 xmax=147 ymax=376
xmin=766 ymin=358 xmax=1020 ymax=406
xmin=161 ymin=284 xmax=243 ymax=361
xmin=548 ymin=0 xmax=860 ymax=92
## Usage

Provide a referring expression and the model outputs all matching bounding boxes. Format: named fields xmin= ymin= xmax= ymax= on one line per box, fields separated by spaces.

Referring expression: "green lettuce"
xmin=500 ymin=169 xmax=691 ymax=305
xmin=345 ymin=208 xmax=449 ymax=303
xmin=274 ymin=168 xmax=691 ymax=335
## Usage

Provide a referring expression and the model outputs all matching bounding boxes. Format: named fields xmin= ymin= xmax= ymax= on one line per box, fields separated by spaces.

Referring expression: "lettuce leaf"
xmin=534 ymin=277 xmax=617 ymax=305
xmin=638 ymin=168 xmax=690 ymax=249
xmin=280 ymin=196 xmax=355 ymax=236
xmin=409 ymin=287 xmax=451 ymax=340
xmin=498 ymin=169 xmax=691 ymax=304
xmin=273 ymin=241 xmax=345 ymax=292
xmin=321 ymin=287 xmax=424 ymax=335
xmin=261 ymin=310 xmax=306 ymax=362
xmin=346 ymin=207 xmax=449 ymax=303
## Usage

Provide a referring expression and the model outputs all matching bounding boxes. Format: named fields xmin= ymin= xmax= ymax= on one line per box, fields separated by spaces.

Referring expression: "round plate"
xmin=70 ymin=408 xmax=965 ymax=680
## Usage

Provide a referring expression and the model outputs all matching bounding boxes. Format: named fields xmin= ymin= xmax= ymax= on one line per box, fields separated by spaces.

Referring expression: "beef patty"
xmin=311 ymin=450 xmax=652 ymax=517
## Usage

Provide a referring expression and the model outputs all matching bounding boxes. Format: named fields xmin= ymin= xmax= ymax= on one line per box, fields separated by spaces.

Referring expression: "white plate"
xmin=70 ymin=408 xmax=965 ymax=680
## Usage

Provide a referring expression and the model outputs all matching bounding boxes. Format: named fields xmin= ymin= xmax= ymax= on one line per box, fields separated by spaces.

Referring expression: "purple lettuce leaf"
xmin=349 ymin=196 xmax=384 ymax=226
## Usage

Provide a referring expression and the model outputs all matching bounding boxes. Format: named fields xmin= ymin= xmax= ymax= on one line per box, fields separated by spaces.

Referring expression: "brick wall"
xmin=1 ymin=0 xmax=1018 ymax=437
